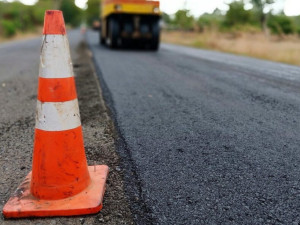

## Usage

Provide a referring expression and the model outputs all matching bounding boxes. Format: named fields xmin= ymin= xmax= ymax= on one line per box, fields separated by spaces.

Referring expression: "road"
xmin=87 ymin=31 xmax=300 ymax=225
xmin=1 ymin=30 xmax=300 ymax=225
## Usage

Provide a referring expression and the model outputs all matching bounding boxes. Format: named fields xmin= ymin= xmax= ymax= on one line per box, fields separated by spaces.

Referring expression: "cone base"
xmin=2 ymin=165 xmax=109 ymax=218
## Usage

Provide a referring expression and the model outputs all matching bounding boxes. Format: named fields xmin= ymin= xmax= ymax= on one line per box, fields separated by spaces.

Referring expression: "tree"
xmin=60 ymin=0 xmax=82 ymax=27
xmin=86 ymin=0 xmax=101 ymax=26
xmin=173 ymin=9 xmax=194 ymax=30
xmin=268 ymin=14 xmax=296 ymax=35
xmin=293 ymin=15 xmax=300 ymax=34
xmin=36 ymin=0 xmax=61 ymax=10
xmin=34 ymin=0 xmax=55 ymax=24
xmin=225 ymin=1 xmax=251 ymax=27
xmin=250 ymin=0 xmax=274 ymax=33
xmin=197 ymin=9 xmax=224 ymax=32
xmin=162 ymin=12 xmax=171 ymax=24
xmin=0 ymin=1 xmax=34 ymax=36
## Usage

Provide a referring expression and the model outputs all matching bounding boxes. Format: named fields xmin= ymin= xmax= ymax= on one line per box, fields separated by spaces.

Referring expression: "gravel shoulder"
xmin=0 ymin=31 xmax=133 ymax=225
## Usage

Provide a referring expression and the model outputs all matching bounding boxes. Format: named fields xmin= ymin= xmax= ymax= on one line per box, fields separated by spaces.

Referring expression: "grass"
xmin=161 ymin=30 xmax=300 ymax=66
xmin=0 ymin=27 xmax=43 ymax=44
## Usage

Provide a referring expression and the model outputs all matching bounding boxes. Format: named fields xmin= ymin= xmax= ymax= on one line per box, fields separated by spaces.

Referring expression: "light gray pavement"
xmin=0 ymin=30 xmax=133 ymax=225
xmin=0 ymin=32 xmax=82 ymax=225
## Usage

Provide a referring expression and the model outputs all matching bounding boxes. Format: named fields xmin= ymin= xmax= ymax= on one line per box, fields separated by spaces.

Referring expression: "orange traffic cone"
xmin=2 ymin=10 xmax=108 ymax=218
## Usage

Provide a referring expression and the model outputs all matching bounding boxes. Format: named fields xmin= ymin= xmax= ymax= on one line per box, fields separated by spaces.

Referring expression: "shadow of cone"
xmin=2 ymin=10 xmax=109 ymax=218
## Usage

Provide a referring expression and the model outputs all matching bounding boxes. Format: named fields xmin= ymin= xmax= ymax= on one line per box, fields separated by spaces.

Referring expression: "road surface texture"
xmin=0 ymin=30 xmax=133 ymax=225
xmin=87 ymin=30 xmax=300 ymax=225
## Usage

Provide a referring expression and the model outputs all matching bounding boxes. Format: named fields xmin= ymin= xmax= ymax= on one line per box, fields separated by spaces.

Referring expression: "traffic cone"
xmin=2 ymin=10 xmax=109 ymax=218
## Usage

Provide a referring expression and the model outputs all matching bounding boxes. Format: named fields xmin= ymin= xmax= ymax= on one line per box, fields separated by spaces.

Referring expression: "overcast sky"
xmin=3 ymin=0 xmax=300 ymax=16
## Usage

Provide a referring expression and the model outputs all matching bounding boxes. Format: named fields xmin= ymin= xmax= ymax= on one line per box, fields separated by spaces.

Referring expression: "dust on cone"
xmin=2 ymin=10 xmax=109 ymax=218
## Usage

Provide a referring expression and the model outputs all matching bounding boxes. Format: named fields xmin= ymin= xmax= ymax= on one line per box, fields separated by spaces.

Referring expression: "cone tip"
xmin=43 ymin=10 xmax=66 ymax=35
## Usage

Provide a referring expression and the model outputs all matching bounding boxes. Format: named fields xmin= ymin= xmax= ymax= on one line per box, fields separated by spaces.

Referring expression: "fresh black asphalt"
xmin=87 ymin=30 xmax=300 ymax=225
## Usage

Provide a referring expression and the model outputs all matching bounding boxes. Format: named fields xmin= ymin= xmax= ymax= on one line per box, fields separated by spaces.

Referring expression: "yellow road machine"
xmin=100 ymin=0 xmax=161 ymax=50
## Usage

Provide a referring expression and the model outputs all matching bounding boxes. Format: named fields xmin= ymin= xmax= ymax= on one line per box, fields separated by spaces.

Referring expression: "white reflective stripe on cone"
xmin=39 ymin=35 xmax=74 ymax=79
xmin=35 ymin=99 xmax=81 ymax=131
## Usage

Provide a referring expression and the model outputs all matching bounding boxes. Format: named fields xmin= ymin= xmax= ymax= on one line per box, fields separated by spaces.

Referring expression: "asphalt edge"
xmin=85 ymin=35 xmax=156 ymax=225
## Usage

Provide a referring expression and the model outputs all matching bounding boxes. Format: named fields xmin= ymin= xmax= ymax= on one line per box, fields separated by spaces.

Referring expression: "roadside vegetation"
xmin=0 ymin=0 xmax=299 ymax=65
xmin=162 ymin=0 xmax=300 ymax=65
xmin=0 ymin=0 xmax=99 ymax=40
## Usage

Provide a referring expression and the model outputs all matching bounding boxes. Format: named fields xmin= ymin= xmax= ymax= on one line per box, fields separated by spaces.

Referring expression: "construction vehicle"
xmin=100 ymin=0 xmax=161 ymax=50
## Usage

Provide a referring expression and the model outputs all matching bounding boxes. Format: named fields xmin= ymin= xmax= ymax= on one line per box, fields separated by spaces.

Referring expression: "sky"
xmin=2 ymin=0 xmax=300 ymax=17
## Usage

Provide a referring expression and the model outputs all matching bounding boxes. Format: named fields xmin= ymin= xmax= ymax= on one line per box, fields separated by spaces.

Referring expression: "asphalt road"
xmin=87 ymin=31 xmax=300 ymax=225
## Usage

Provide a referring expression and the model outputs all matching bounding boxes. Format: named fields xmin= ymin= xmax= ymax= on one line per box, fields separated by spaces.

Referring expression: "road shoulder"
xmin=0 ymin=37 xmax=134 ymax=225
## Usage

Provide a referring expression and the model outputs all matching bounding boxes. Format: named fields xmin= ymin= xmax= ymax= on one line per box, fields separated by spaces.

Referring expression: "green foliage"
xmin=1 ymin=19 xmax=17 ymax=37
xmin=34 ymin=0 xmax=56 ymax=23
xmin=268 ymin=14 xmax=296 ymax=35
xmin=86 ymin=0 xmax=101 ymax=26
xmin=1 ymin=0 xmax=299 ymax=38
xmin=0 ymin=2 xmax=34 ymax=37
xmin=250 ymin=0 xmax=274 ymax=11
xmin=0 ymin=0 xmax=83 ymax=38
xmin=162 ymin=12 xmax=172 ymax=24
xmin=0 ymin=0 xmax=55 ymax=37
xmin=172 ymin=9 xmax=194 ymax=30
xmin=294 ymin=16 xmax=300 ymax=27
xmin=249 ymin=0 xmax=274 ymax=30
xmin=224 ymin=1 xmax=252 ymax=27
xmin=293 ymin=16 xmax=300 ymax=34
xmin=60 ymin=0 xmax=83 ymax=27
xmin=197 ymin=9 xmax=224 ymax=31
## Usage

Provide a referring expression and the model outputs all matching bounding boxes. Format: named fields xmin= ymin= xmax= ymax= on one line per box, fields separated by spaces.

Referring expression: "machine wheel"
xmin=99 ymin=28 xmax=105 ymax=45
xmin=150 ymin=20 xmax=160 ymax=51
xmin=108 ymin=18 xmax=120 ymax=48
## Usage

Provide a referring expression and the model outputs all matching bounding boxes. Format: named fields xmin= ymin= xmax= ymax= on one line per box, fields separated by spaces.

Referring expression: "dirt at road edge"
xmin=75 ymin=41 xmax=134 ymax=225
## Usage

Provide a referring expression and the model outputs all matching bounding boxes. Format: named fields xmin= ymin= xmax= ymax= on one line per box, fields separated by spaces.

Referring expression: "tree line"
xmin=1 ymin=0 xmax=299 ymax=38
xmin=0 ymin=0 xmax=100 ymax=37
xmin=163 ymin=0 xmax=300 ymax=36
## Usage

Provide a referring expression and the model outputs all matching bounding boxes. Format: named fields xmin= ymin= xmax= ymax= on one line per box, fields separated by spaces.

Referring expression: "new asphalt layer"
xmin=87 ymin=30 xmax=300 ymax=225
